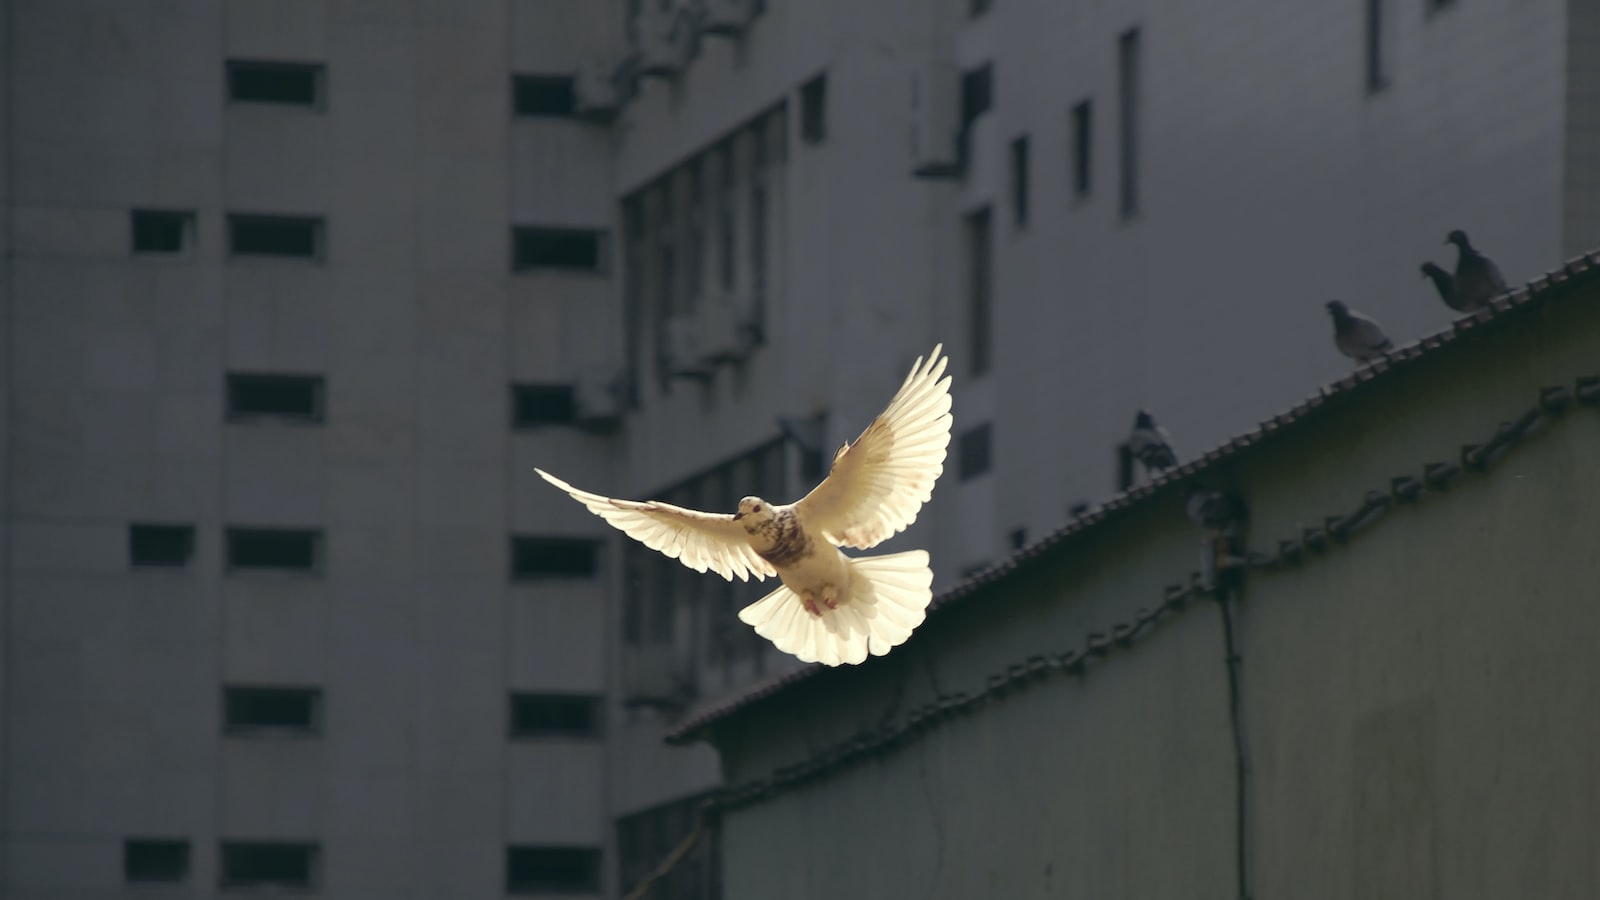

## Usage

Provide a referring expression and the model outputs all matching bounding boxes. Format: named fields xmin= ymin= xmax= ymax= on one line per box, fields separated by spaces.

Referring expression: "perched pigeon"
xmin=1326 ymin=300 xmax=1393 ymax=363
xmin=1419 ymin=262 xmax=1472 ymax=313
xmin=1446 ymin=229 xmax=1507 ymax=311
xmin=537 ymin=346 xmax=953 ymax=667
xmin=1128 ymin=410 xmax=1178 ymax=472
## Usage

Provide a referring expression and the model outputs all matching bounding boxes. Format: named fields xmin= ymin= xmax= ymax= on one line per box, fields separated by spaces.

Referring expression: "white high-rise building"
xmin=2 ymin=0 xmax=1592 ymax=897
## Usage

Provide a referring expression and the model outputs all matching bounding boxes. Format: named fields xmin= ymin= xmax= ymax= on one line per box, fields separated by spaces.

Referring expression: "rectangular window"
xmin=960 ymin=64 xmax=993 ymax=130
xmin=223 ymin=687 xmax=322 ymax=735
xmin=226 ymin=528 xmax=322 ymax=573
xmin=511 ymin=384 xmax=578 ymax=428
xmin=227 ymin=60 xmax=324 ymax=107
xmin=512 ymin=74 xmax=577 ymax=117
xmin=512 ymin=226 xmax=606 ymax=272
xmin=131 ymin=209 xmax=194 ymax=255
xmin=226 ymin=373 xmax=325 ymax=422
xmin=125 ymin=839 xmax=190 ymax=884
xmin=716 ymin=143 xmax=737 ymax=292
xmin=1010 ymin=135 xmax=1029 ymax=227
xmin=512 ymin=536 xmax=600 ymax=579
xmin=507 ymin=846 xmax=602 ymax=894
xmin=1365 ymin=0 xmax=1390 ymax=92
xmin=1071 ymin=100 xmax=1092 ymax=197
xmin=509 ymin=693 xmax=603 ymax=739
xmin=799 ymin=73 xmax=827 ymax=143
xmin=220 ymin=842 xmax=319 ymax=890
xmin=687 ymin=161 xmax=705 ymax=305
xmin=622 ymin=198 xmax=645 ymax=407
xmin=959 ymin=423 xmax=992 ymax=481
xmin=129 ymin=524 xmax=196 ymax=568
xmin=749 ymin=127 xmax=768 ymax=327
xmin=228 ymin=214 xmax=324 ymax=260
xmin=1117 ymin=28 xmax=1141 ymax=216
xmin=965 ymin=207 xmax=993 ymax=376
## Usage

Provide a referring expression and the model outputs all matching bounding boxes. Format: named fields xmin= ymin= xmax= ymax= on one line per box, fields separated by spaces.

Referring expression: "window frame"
xmin=512 ymin=73 xmax=578 ymax=117
xmin=506 ymin=845 xmax=604 ymax=895
xmin=218 ymin=841 xmax=321 ymax=891
xmin=508 ymin=693 xmax=605 ymax=740
xmin=225 ymin=373 xmax=327 ymax=424
xmin=124 ymin=839 xmax=191 ymax=884
xmin=510 ymin=535 xmax=602 ymax=580
xmin=511 ymin=226 xmax=609 ymax=274
xmin=227 ymin=213 xmax=326 ymax=262
xmin=225 ymin=60 xmax=326 ymax=109
xmin=129 ymin=523 xmax=197 ymax=569
xmin=222 ymin=686 xmax=325 ymax=737
xmin=130 ymin=209 xmax=196 ymax=257
xmin=224 ymin=527 xmax=324 ymax=575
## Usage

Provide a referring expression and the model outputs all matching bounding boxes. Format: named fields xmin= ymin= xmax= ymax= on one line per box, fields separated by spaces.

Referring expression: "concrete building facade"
xmin=1 ymin=0 xmax=1596 ymax=897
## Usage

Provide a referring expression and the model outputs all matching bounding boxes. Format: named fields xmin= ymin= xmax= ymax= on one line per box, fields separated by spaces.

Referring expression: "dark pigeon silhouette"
xmin=1326 ymin=300 xmax=1393 ymax=363
xmin=1128 ymin=410 xmax=1178 ymax=472
xmin=1419 ymin=261 xmax=1473 ymax=313
xmin=1445 ymin=229 xmax=1507 ymax=311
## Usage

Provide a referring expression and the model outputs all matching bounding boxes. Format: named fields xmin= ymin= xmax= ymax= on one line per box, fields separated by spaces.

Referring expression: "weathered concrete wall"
xmin=710 ymin=281 xmax=1600 ymax=899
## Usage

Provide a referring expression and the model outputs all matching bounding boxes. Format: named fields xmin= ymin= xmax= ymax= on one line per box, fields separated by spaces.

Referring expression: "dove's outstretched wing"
xmin=794 ymin=345 xmax=953 ymax=550
xmin=535 ymin=469 xmax=776 ymax=582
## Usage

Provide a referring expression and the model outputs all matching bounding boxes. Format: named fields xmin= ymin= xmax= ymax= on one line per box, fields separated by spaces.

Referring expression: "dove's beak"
xmin=731 ymin=512 xmax=745 ymax=521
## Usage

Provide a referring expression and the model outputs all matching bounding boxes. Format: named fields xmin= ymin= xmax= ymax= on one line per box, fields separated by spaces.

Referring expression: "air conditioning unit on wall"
xmin=696 ymin=291 xmax=753 ymax=364
xmin=663 ymin=313 xmax=714 ymax=379
xmin=573 ymin=364 xmax=624 ymax=427
xmin=635 ymin=8 xmax=692 ymax=79
xmin=697 ymin=0 xmax=757 ymax=36
xmin=573 ymin=57 xmax=620 ymax=122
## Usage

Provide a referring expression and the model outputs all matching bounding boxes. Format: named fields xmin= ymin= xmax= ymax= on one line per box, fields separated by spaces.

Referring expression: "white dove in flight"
xmin=535 ymin=345 xmax=953 ymax=667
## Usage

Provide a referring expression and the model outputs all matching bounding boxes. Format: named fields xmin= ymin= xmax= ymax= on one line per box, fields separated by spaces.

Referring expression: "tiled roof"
xmin=664 ymin=247 xmax=1600 ymax=745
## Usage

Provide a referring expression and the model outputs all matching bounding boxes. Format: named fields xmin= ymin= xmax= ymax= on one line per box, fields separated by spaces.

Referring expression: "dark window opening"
xmin=1365 ymin=0 xmax=1390 ymax=92
xmin=513 ymin=227 xmax=605 ymax=272
xmin=960 ymin=64 xmax=993 ymax=131
xmin=716 ymin=143 xmax=737 ymax=292
xmin=228 ymin=214 xmax=323 ymax=259
xmin=507 ymin=846 xmax=602 ymax=894
xmin=618 ymin=797 xmax=719 ymax=899
xmin=130 ymin=524 xmax=196 ymax=568
xmin=509 ymin=693 xmax=603 ymax=739
xmin=512 ymin=536 xmax=600 ymax=579
xmin=131 ymin=210 xmax=193 ymax=255
xmin=513 ymin=74 xmax=577 ymax=117
xmin=223 ymin=687 xmax=322 ymax=735
xmin=1010 ymin=134 xmax=1030 ymax=227
xmin=1071 ymin=100 xmax=1092 ymax=197
xmin=227 ymin=61 xmax=323 ymax=107
xmin=226 ymin=528 xmax=321 ymax=572
xmin=799 ymin=73 xmax=827 ymax=143
xmin=226 ymin=373 xmax=324 ymax=422
xmin=965 ymin=207 xmax=993 ymax=376
xmin=125 ymin=839 xmax=190 ymax=883
xmin=1117 ymin=28 xmax=1141 ymax=216
xmin=959 ymin=423 xmax=992 ymax=481
xmin=511 ymin=384 xmax=578 ymax=428
xmin=220 ymin=842 xmax=319 ymax=889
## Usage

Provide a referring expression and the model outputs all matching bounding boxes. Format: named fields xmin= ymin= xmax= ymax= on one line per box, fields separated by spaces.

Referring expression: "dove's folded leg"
xmin=738 ymin=549 xmax=933 ymax=666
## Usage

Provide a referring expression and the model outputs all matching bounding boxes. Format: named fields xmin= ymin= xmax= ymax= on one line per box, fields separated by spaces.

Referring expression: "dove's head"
xmin=733 ymin=496 xmax=775 ymax=530
xmin=1325 ymin=299 xmax=1349 ymax=319
xmin=1133 ymin=409 xmax=1155 ymax=428
xmin=1445 ymin=229 xmax=1470 ymax=248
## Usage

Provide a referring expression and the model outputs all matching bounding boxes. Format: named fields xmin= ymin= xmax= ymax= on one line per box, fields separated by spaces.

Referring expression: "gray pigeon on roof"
xmin=1445 ymin=229 xmax=1507 ymax=311
xmin=1128 ymin=409 xmax=1178 ymax=472
xmin=1326 ymin=300 xmax=1393 ymax=363
xmin=1419 ymin=262 xmax=1473 ymax=314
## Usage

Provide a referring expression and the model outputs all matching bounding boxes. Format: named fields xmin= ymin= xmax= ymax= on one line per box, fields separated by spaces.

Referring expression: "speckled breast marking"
xmin=755 ymin=511 xmax=812 ymax=568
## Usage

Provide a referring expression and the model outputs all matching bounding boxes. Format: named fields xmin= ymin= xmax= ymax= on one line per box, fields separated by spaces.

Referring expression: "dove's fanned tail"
xmin=738 ymin=550 xmax=933 ymax=666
